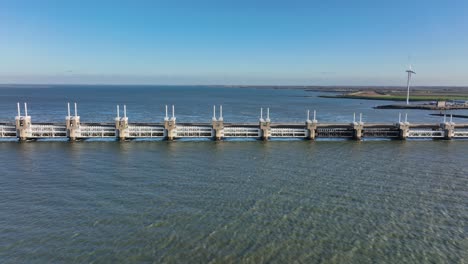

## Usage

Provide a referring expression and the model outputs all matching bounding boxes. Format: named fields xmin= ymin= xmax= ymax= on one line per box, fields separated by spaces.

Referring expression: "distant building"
xmin=436 ymin=101 xmax=446 ymax=108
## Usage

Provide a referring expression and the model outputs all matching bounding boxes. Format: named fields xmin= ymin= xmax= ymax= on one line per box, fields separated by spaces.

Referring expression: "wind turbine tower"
xmin=405 ymin=65 xmax=416 ymax=105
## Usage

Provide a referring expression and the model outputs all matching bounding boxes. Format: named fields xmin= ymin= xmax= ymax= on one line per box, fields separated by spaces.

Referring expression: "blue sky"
xmin=1 ymin=0 xmax=467 ymax=85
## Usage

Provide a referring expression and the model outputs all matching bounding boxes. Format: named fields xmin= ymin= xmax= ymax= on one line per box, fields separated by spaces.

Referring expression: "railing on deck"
xmin=78 ymin=126 xmax=116 ymax=138
xmin=0 ymin=125 xmax=16 ymax=138
xmin=127 ymin=126 xmax=165 ymax=138
xmin=224 ymin=127 xmax=260 ymax=137
xmin=175 ymin=126 xmax=212 ymax=138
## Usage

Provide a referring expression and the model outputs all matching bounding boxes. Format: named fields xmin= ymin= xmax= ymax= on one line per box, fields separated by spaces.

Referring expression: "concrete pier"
xmin=352 ymin=123 xmax=363 ymax=140
xmin=441 ymin=115 xmax=455 ymax=140
xmin=15 ymin=103 xmax=31 ymax=141
xmin=66 ymin=103 xmax=81 ymax=141
xmin=306 ymin=110 xmax=317 ymax=140
xmin=398 ymin=123 xmax=410 ymax=139
xmin=352 ymin=113 xmax=364 ymax=140
xmin=306 ymin=121 xmax=317 ymax=140
xmin=397 ymin=113 xmax=410 ymax=140
xmin=212 ymin=105 xmax=224 ymax=140
xmin=164 ymin=105 xmax=176 ymax=141
xmin=259 ymin=108 xmax=271 ymax=140
xmin=115 ymin=105 xmax=129 ymax=141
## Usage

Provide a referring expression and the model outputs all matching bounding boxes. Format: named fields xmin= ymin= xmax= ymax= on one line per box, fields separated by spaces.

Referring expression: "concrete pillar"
xmin=15 ymin=103 xmax=31 ymax=141
xmin=66 ymin=116 xmax=81 ymax=141
xmin=306 ymin=110 xmax=318 ymax=140
xmin=212 ymin=120 xmax=224 ymax=140
xmin=115 ymin=105 xmax=129 ymax=141
xmin=66 ymin=103 xmax=81 ymax=141
xmin=164 ymin=105 xmax=176 ymax=141
xmin=260 ymin=120 xmax=270 ymax=140
xmin=165 ymin=120 xmax=176 ymax=140
xmin=116 ymin=118 xmax=129 ymax=140
xmin=352 ymin=123 xmax=364 ymax=140
xmin=259 ymin=108 xmax=271 ymax=140
xmin=352 ymin=113 xmax=364 ymax=140
xmin=440 ymin=122 xmax=455 ymax=139
xmin=15 ymin=116 xmax=31 ymax=141
xmin=212 ymin=105 xmax=224 ymax=141
xmin=306 ymin=121 xmax=317 ymax=140
xmin=398 ymin=123 xmax=410 ymax=140
xmin=397 ymin=113 xmax=410 ymax=140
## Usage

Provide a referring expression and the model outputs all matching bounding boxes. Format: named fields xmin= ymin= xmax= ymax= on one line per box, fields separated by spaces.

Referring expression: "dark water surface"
xmin=0 ymin=86 xmax=467 ymax=263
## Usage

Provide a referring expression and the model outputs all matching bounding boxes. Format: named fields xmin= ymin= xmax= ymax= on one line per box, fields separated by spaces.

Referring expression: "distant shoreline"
xmin=1 ymin=84 xmax=468 ymax=90
xmin=319 ymin=94 xmax=468 ymax=102
xmin=374 ymin=104 xmax=468 ymax=110
xmin=312 ymin=85 xmax=468 ymax=103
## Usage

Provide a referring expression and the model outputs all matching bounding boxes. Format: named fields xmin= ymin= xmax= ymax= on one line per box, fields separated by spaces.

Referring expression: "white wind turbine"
xmin=405 ymin=64 xmax=416 ymax=105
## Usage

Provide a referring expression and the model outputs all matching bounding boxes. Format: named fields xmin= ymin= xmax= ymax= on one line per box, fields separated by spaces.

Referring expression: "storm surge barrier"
xmin=2 ymin=103 xmax=468 ymax=142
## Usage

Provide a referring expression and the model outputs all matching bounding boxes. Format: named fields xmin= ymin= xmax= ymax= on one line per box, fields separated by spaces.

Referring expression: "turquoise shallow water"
xmin=0 ymin=86 xmax=467 ymax=263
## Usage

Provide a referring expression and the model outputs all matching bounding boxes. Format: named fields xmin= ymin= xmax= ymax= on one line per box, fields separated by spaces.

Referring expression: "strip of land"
xmin=374 ymin=104 xmax=468 ymax=110
xmin=430 ymin=113 xmax=468 ymax=119
xmin=315 ymin=89 xmax=468 ymax=102
xmin=305 ymin=86 xmax=468 ymax=110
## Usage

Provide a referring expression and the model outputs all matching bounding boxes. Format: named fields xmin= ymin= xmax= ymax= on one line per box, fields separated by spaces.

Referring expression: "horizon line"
xmin=1 ymin=83 xmax=468 ymax=88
